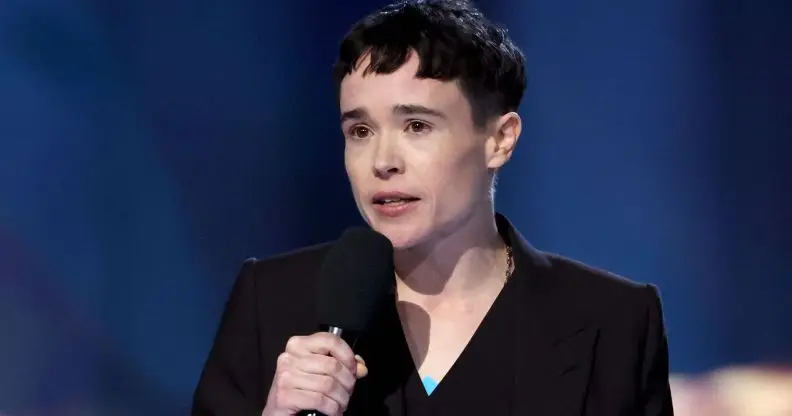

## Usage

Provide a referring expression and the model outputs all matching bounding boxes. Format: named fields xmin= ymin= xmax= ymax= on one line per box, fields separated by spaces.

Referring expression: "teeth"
xmin=377 ymin=198 xmax=414 ymax=204
xmin=375 ymin=196 xmax=419 ymax=204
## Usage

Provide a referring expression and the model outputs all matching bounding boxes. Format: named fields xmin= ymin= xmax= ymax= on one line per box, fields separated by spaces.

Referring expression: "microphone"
xmin=298 ymin=227 xmax=395 ymax=416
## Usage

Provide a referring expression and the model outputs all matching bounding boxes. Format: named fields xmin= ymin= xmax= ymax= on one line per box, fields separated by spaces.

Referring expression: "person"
xmin=191 ymin=0 xmax=674 ymax=415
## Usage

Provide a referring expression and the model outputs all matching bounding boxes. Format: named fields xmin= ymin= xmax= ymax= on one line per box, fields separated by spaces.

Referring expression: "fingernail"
xmin=357 ymin=362 xmax=369 ymax=378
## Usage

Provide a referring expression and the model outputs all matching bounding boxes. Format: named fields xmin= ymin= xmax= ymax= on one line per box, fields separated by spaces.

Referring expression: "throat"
xmin=395 ymin=241 xmax=513 ymax=298
xmin=398 ymin=284 xmax=504 ymax=392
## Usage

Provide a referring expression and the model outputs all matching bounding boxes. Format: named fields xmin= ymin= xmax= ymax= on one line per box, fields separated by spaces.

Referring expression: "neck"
xmin=393 ymin=205 xmax=508 ymax=299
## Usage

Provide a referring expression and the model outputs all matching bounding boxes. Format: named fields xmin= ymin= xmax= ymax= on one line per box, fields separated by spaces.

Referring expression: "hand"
xmin=261 ymin=332 xmax=368 ymax=416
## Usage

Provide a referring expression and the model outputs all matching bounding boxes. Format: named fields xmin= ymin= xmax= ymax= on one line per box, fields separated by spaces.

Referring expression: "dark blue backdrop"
xmin=1 ymin=0 xmax=790 ymax=414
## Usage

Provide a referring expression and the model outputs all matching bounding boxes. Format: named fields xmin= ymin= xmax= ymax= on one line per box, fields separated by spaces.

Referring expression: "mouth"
xmin=372 ymin=192 xmax=421 ymax=207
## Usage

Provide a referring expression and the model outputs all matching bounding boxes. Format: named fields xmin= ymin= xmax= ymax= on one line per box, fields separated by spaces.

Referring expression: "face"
xmin=339 ymin=52 xmax=520 ymax=250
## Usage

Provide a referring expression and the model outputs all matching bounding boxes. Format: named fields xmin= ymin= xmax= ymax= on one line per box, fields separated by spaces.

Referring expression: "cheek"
xmin=433 ymin=147 xmax=488 ymax=199
xmin=345 ymin=153 xmax=376 ymax=211
xmin=344 ymin=151 xmax=363 ymax=191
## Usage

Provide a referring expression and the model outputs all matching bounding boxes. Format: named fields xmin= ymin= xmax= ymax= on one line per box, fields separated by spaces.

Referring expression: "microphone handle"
xmin=296 ymin=325 xmax=358 ymax=416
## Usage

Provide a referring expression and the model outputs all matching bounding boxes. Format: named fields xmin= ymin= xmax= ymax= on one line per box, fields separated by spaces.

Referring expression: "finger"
xmin=294 ymin=333 xmax=356 ymax=372
xmin=275 ymin=352 xmax=293 ymax=374
xmin=296 ymin=374 xmax=349 ymax=410
xmin=355 ymin=355 xmax=368 ymax=378
xmin=293 ymin=354 xmax=356 ymax=392
xmin=356 ymin=362 xmax=368 ymax=378
xmin=275 ymin=387 xmax=343 ymax=416
xmin=278 ymin=372 xmax=348 ymax=413
xmin=284 ymin=335 xmax=309 ymax=355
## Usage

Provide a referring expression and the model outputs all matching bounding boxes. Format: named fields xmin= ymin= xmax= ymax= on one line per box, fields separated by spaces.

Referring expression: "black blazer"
xmin=192 ymin=214 xmax=674 ymax=415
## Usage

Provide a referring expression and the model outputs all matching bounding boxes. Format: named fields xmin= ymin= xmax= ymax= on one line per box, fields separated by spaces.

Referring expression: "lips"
xmin=370 ymin=191 xmax=421 ymax=218
xmin=372 ymin=191 xmax=421 ymax=205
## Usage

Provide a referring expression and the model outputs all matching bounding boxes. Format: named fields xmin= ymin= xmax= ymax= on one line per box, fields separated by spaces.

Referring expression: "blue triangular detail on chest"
xmin=421 ymin=376 xmax=439 ymax=395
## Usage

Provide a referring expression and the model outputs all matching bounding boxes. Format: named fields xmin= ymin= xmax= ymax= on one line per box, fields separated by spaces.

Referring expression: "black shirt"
xmin=348 ymin=269 xmax=519 ymax=415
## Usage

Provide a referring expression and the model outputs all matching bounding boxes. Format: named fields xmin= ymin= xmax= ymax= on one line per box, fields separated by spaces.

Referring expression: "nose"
xmin=372 ymin=135 xmax=404 ymax=179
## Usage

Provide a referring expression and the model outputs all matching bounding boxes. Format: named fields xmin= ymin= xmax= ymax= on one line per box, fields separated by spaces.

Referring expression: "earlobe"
xmin=486 ymin=112 xmax=521 ymax=169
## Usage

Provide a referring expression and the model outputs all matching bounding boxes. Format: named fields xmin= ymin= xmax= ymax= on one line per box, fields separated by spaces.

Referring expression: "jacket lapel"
xmin=497 ymin=214 xmax=597 ymax=416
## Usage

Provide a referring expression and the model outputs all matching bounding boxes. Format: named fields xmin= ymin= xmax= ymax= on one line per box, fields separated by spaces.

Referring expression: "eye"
xmin=347 ymin=125 xmax=372 ymax=140
xmin=406 ymin=120 xmax=431 ymax=135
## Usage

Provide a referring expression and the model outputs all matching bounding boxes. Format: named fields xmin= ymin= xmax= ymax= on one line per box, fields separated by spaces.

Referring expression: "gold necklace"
xmin=504 ymin=245 xmax=514 ymax=282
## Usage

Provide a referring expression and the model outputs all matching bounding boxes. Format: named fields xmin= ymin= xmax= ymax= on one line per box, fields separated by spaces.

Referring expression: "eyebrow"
xmin=340 ymin=104 xmax=447 ymax=123
xmin=340 ymin=108 xmax=368 ymax=123
xmin=392 ymin=104 xmax=447 ymax=119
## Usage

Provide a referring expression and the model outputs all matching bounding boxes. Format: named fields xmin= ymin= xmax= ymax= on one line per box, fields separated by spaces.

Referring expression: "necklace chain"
xmin=504 ymin=245 xmax=514 ymax=281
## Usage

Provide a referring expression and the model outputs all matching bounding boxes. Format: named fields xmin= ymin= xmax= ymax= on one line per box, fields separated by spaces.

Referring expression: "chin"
xmin=368 ymin=219 xmax=429 ymax=251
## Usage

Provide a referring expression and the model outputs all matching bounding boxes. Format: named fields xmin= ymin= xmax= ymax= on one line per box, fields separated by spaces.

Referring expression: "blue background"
xmin=1 ymin=0 xmax=790 ymax=414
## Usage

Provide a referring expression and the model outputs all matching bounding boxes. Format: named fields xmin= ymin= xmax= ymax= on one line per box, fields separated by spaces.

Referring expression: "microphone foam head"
xmin=316 ymin=227 xmax=394 ymax=332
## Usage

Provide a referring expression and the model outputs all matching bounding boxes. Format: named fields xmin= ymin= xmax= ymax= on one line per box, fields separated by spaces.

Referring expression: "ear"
xmin=486 ymin=112 xmax=522 ymax=170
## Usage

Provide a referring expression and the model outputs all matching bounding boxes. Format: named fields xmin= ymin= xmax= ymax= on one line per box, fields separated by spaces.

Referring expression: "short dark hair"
xmin=332 ymin=0 xmax=527 ymax=129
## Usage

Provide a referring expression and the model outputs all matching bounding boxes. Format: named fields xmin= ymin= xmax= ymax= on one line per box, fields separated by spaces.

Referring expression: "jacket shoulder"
xmin=246 ymin=242 xmax=333 ymax=282
xmin=541 ymin=251 xmax=661 ymax=315
xmin=239 ymin=242 xmax=334 ymax=323
xmin=546 ymin=252 xmax=649 ymax=291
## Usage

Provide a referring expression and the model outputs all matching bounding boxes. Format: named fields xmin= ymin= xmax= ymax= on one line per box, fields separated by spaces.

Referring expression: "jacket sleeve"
xmin=192 ymin=258 xmax=265 ymax=416
xmin=639 ymin=284 xmax=674 ymax=415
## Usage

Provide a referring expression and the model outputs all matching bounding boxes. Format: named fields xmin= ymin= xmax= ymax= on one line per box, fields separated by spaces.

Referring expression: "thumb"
xmin=354 ymin=354 xmax=368 ymax=379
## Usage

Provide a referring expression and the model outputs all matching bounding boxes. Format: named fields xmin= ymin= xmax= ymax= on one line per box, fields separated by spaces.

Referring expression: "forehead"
xmin=339 ymin=52 xmax=466 ymax=114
